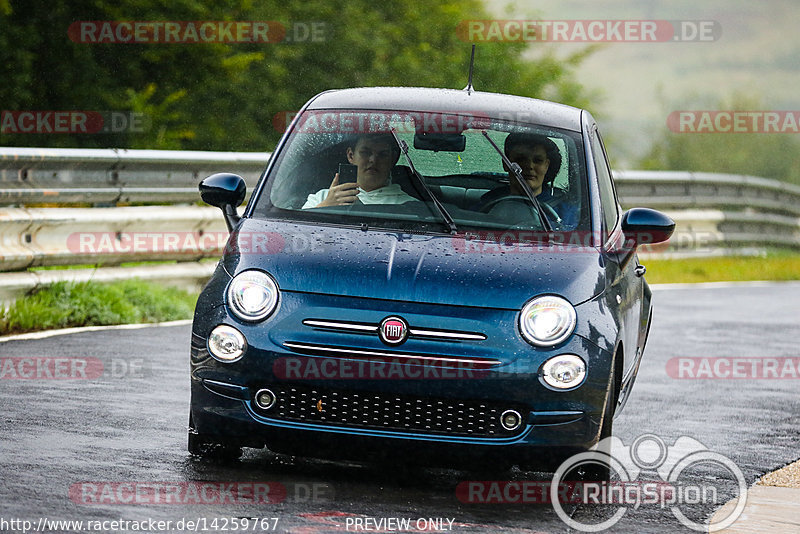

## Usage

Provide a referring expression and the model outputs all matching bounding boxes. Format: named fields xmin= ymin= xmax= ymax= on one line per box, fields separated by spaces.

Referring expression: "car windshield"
xmin=252 ymin=109 xmax=591 ymax=236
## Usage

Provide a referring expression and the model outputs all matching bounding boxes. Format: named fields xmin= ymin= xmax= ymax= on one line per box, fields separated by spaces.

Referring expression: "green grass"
xmin=3 ymin=253 xmax=799 ymax=336
xmin=0 ymin=279 xmax=197 ymax=336
xmin=643 ymin=253 xmax=800 ymax=284
xmin=28 ymin=260 xmax=187 ymax=271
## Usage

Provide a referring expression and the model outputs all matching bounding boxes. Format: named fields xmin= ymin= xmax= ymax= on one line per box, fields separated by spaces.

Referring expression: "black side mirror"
xmin=621 ymin=207 xmax=675 ymax=249
xmin=199 ymin=173 xmax=246 ymax=232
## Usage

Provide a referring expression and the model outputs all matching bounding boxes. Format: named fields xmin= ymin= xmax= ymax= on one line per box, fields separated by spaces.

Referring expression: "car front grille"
xmin=250 ymin=384 xmax=526 ymax=438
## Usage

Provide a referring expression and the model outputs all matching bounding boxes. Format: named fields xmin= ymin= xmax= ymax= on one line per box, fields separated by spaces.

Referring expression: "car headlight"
xmin=208 ymin=324 xmax=247 ymax=362
xmin=540 ymin=354 xmax=586 ymax=389
xmin=226 ymin=270 xmax=279 ymax=322
xmin=519 ymin=295 xmax=576 ymax=347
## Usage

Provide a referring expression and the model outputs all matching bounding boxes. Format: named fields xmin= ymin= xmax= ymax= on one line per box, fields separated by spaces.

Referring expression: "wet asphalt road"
xmin=1 ymin=283 xmax=799 ymax=533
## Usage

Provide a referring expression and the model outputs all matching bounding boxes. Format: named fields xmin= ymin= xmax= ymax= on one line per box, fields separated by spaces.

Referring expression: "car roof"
xmin=304 ymin=87 xmax=584 ymax=132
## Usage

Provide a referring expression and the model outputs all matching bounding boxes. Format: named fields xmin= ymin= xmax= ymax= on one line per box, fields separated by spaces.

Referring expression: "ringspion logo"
xmin=550 ymin=434 xmax=747 ymax=532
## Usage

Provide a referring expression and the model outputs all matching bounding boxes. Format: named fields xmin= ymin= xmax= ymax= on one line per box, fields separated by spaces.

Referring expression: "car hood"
xmin=224 ymin=219 xmax=606 ymax=310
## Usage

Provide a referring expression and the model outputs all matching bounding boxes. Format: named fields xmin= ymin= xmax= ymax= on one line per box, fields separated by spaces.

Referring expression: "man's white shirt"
xmin=302 ymin=183 xmax=416 ymax=208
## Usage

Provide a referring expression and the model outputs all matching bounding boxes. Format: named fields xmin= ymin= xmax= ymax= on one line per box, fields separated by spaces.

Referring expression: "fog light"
xmin=500 ymin=409 xmax=522 ymax=431
xmin=207 ymin=325 xmax=246 ymax=362
xmin=540 ymin=354 xmax=586 ymax=390
xmin=255 ymin=389 xmax=276 ymax=410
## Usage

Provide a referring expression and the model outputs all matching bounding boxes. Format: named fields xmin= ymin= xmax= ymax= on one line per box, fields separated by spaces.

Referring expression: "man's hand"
xmin=316 ymin=173 xmax=359 ymax=207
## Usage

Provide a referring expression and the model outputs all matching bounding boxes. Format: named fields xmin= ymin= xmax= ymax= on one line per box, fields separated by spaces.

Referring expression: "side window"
xmin=591 ymin=128 xmax=619 ymax=238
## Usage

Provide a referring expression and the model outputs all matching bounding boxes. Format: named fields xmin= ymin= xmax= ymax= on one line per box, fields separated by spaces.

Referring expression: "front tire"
xmin=563 ymin=363 xmax=617 ymax=482
xmin=187 ymin=412 xmax=242 ymax=460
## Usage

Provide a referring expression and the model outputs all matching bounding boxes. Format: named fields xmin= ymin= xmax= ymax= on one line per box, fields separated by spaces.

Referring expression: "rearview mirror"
xmin=413 ymin=132 xmax=466 ymax=152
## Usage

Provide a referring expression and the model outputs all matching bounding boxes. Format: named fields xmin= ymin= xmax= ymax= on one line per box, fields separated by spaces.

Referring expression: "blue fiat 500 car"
xmin=189 ymin=87 xmax=674 ymax=470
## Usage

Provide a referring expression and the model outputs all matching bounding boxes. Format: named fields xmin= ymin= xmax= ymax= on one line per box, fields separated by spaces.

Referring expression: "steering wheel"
xmin=479 ymin=195 xmax=536 ymax=213
xmin=480 ymin=195 xmax=561 ymax=229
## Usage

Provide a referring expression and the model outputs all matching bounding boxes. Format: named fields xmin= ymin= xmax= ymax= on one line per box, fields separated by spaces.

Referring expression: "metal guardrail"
xmin=1 ymin=148 xmax=799 ymax=303
xmin=639 ymin=209 xmax=800 ymax=255
xmin=4 ymin=148 xmax=800 ymax=215
xmin=0 ymin=262 xmax=217 ymax=304
xmin=0 ymin=206 xmax=229 ymax=271
xmin=0 ymin=147 xmax=268 ymax=204
xmin=614 ymin=170 xmax=800 ymax=217
xmin=613 ymin=170 xmax=800 ymax=254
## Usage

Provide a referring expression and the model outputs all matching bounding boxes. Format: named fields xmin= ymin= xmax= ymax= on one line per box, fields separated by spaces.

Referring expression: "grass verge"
xmin=0 ymin=279 xmax=197 ymax=336
xmin=2 ymin=254 xmax=799 ymax=336
xmin=642 ymin=253 xmax=800 ymax=284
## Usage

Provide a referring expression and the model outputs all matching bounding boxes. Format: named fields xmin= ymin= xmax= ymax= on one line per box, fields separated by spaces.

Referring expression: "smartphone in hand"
xmin=337 ymin=163 xmax=358 ymax=184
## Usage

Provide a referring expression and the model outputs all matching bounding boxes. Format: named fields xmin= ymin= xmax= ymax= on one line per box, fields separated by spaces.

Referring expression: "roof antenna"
xmin=464 ymin=44 xmax=475 ymax=94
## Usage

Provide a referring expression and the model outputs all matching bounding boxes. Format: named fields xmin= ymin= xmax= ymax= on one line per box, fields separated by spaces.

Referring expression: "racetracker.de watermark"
xmin=457 ymin=20 xmax=721 ymax=42
xmin=458 ymin=480 xmax=588 ymax=504
xmin=274 ymin=110 xmax=596 ymax=134
xmin=450 ymin=229 xmax=725 ymax=255
xmin=69 ymin=481 xmax=332 ymax=505
xmin=452 ymin=231 xmax=599 ymax=254
xmin=66 ymin=231 xmax=324 ymax=256
xmin=273 ymin=356 xmax=493 ymax=380
xmin=666 ymin=357 xmax=800 ymax=379
xmin=667 ymin=110 xmax=800 ymax=133
xmin=1 ymin=111 xmax=148 ymax=134
xmin=70 ymin=482 xmax=285 ymax=505
xmin=0 ymin=357 xmax=148 ymax=380
xmin=273 ymin=110 xmax=493 ymax=134
xmin=68 ymin=21 xmax=327 ymax=44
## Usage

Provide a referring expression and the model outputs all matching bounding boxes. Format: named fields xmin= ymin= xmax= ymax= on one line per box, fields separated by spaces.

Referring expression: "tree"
xmin=638 ymin=94 xmax=800 ymax=185
xmin=0 ymin=0 xmax=596 ymax=150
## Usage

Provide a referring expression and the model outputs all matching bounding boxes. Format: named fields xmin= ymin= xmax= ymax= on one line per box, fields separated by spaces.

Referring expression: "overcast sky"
xmin=487 ymin=0 xmax=800 ymax=165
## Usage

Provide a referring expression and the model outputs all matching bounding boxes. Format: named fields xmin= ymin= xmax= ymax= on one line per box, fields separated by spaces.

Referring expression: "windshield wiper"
xmin=480 ymin=130 xmax=552 ymax=232
xmin=389 ymin=128 xmax=458 ymax=235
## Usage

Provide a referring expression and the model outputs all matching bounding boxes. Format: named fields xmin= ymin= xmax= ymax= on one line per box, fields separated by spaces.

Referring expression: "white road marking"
xmin=0 ymin=319 xmax=192 ymax=343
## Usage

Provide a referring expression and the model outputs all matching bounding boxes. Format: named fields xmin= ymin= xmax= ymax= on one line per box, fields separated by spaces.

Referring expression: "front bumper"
xmin=190 ymin=289 xmax=614 ymax=466
xmin=190 ymin=378 xmax=602 ymax=468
